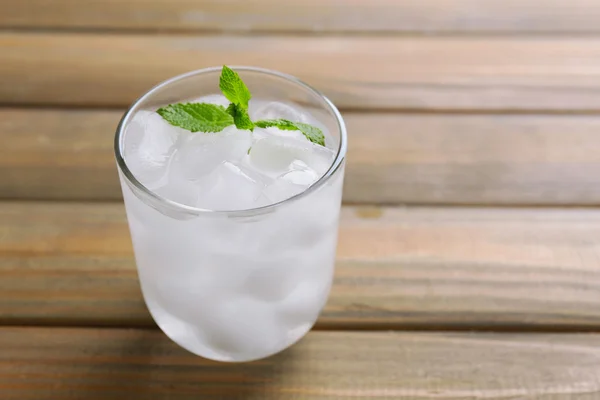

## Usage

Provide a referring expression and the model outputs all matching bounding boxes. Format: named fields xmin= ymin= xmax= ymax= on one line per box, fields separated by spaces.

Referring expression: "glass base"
xmin=144 ymin=294 xmax=314 ymax=362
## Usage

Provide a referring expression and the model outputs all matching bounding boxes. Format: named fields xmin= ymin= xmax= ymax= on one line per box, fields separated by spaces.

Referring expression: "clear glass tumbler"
xmin=114 ymin=67 xmax=347 ymax=362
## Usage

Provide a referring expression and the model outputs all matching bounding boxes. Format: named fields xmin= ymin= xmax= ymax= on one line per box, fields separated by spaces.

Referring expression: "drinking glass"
xmin=114 ymin=67 xmax=347 ymax=362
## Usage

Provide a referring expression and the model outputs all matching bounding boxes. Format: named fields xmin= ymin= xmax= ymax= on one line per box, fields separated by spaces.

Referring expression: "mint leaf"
xmin=157 ymin=103 xmax=233 ymax=132
xmin=227 ymin=103 xmax=254 ymax=131
xmin=255 ymin=119 xmax=297 ymax=131
xmin=293 ymin=122 xmax=326 ymax=146
xmin=255 ymin=119 xmax=325 ymax=146
xmin=219 ymin=66 xmax=251 ymax=110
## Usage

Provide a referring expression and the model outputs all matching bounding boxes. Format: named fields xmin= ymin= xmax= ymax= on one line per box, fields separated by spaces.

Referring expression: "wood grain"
xmin=0 ymin=109 xmax=118 ymax=200
xmin=2 ymin=0 xmax=600 ymax=34
xmin=4 ymin=108 xmax=600 ymax=205
xmin=5 ymin=33 xmax=600 ymax=111
xmin=2 ymin=327 xmax=600 ymax=399
xmin=2 ymin=202 xmax=600 ymax=329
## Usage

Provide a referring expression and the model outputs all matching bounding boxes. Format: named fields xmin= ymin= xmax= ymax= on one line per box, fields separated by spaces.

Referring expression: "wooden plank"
xmin=3 ymin=0 xmax=600 ymax=34
xmin=0 ymin=109 xmax=118 ymax=201
xmin=347 ymin=113 xmax=600 ymax=205
xmin=4 ymin=33 xmax=600 ymax=111
xmin=2 ymin=328 xmax=600 ymax=399
xmin=5 ymin=108 xmax=600 ymax=205
xmin=2 ymin=202 xmax=600 ymax=329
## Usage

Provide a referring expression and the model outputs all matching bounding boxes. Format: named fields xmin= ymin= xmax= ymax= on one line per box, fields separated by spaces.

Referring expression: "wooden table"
xmin=2 ymin=1 xmax=600 ymax=398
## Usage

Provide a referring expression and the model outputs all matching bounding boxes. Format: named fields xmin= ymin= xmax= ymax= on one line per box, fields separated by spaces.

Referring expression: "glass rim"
xmin=114 ymin=66 xmax=348 ymax=217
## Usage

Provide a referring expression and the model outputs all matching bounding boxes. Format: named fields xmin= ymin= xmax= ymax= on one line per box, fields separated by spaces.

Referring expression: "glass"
xmin=114 ymin=67 xmax=347 ymax=362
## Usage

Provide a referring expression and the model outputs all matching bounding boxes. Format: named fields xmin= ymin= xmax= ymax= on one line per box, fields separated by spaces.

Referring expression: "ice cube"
xmin=191 ymin=94 xmax=230 ymax=108
xmin=249 ymin=135 xmax=335 ymax=177
xmin=194 ymin=296 xmax=284 ymax=357
xmin=257 ymin=126 xmax=307 ymax=142
xmin=260 ymin=160 xmax=316 ymax=202
xmin=242 ymin=257 xmax=300 ymax=301
xmin=278 ymin=279 xmax=331 ymax=328
xmin=263 ymin=180 xmax=306 ymax=204
xmin=280 ymin=161 xmax=319 ymax=186
xmin=124 ymin=111 xmax=184 ymax=188
xmin=196 ymin=161 xmax=270 ymax=211
xmin=154 ymin=176 xmax=201 ymax=207
xmin=252 ymin=101 xmax=311 ymax=124
xmin=171 ymin=127 xmax=252 ymax=182
xmin=250 ymin=128 xmax=270 ymax=143
xmin=251 ymin=127 xmax=304 ymax=146
xmin=221 ymin=127 xmax=253 ymax=160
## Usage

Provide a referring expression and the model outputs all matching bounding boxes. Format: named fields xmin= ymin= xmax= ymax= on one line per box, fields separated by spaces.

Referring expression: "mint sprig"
xmin=157 ymin=65 xmax=325 ymax=146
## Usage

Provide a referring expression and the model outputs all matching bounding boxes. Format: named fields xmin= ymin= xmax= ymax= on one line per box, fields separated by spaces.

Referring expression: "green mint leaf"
xmin=219 ymin=66 xmax=251 ymax=110
xmin=157 ymin=103 xmax=233 ymax=133
xmin=227 ymin=103 xmax=254 ymax=131
xmin=255 ymin=119 xmax=297 ymax=131
xmin=255 ymin=119 xmax=325 ymax=146
xmin=293 ymin=122 xmax=326 ymax=146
